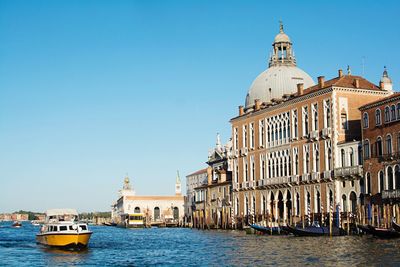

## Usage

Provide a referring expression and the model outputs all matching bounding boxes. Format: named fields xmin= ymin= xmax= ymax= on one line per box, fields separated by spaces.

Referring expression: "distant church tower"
xmin=120 ymin=175 xmax=135 ymax=196
xmin=380 ymin=66 xmax=393 ymax=93
xmin=175 ymin=170 xmax=182 ymax=196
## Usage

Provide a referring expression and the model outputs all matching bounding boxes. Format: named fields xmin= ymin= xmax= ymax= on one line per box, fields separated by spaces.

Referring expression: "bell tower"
xmin=175 ymin=170 xmax=182 ymax=196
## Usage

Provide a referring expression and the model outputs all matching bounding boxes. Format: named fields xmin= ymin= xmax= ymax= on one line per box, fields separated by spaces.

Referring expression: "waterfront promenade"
xmin=1 ymin=222 xmax=400 ymax=266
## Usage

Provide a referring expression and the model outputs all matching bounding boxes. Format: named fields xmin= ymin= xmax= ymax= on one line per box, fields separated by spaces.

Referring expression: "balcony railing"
xmin=376 ymin=152 xmax=400 ymax=162
xmin=382 ymin=189 xmax=400 ymax=199
xmin=334 ymin=165 xmax=363 ymax=177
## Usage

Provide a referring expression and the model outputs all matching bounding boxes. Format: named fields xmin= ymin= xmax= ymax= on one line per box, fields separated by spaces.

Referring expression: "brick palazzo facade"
xmin=359 ymin=74 xmax=400 ymax=227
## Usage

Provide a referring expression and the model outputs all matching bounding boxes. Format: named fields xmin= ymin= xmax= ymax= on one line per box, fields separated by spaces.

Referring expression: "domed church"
xmin=245 ymin=23 xmax=315 ymax=108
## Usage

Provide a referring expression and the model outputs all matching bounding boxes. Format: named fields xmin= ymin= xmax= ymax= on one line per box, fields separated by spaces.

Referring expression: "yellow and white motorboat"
xmin=36 ymin=208 xmax=92 ymax=250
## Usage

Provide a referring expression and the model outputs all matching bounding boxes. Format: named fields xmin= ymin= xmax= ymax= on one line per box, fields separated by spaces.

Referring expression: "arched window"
xmin=385 ymin=106 xmax=390 ymax=122
xmin=134 ymin=207 xmax=141 ymax=213
xmin=350 ymin=192 xmax=357 ymax=213
xmin=154 ymin=207 xmax=160 ymax=220
xmin=341 ymin=149 xmax=346 ymax=167
xmin=397 ymin=103 xmax=400 ymax=120
xmin=349 ymin=148 xmax=354 ymax=166
xmin=366 ymin=173 xmax=371 ymax=194
xmin=296 ymin=193 xmax=300 ymax=216
xmin=379 ymin=171 xmax=385 ymax=192
xmin=386 ymin=134 xmax=393 ymax=154
xmin=327 ymin=148 xmax=332 ymax=170
xmin=363 ymin=112 xmax=369 ymax=128
xmin=364 ymin=140 xmax=370 ymax=159
xmin=173 ymin=207 xmax=179 ymax=220
xmin=396 ymin=166 xmax=400 ymax=189
xmin=391 ymin=105 xmax=396 ymax=121
xmin=342 ymin=195 xmax=347 ymax=212
xmin=376 ymin=137 xmax=383 ymax=157
xmin=315 ymin=150 xmax=320 ymax=172
xmin=375 ymin=109 xmax=382 ymax=125
xmin=388 ymin=166 xmax=394 ymax=190
xmin=360 ymin=177 xmax=365 ymax=194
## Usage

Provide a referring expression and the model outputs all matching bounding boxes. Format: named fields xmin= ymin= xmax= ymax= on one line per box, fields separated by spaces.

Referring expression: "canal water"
xmin=1 ymin=222 xmax=400 ymax=266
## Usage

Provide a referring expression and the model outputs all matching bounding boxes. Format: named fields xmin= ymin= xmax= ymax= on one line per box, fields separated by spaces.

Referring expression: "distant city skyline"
xmin=0 ymin=0 xmax=399 ymax=212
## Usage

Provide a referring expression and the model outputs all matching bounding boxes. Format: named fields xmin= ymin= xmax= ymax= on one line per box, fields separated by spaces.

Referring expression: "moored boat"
xmin=392 ymin=221 xmax=400 ymax=233
xmin=367 ymin=225 xmax=400 ymax=239
xmin=357 ymin=224 xmax=374 ymax=235
xmin=12 ymin=221 xmax=22 ymax=228
xmin=283 ymin=225 xmax=346 ymax=236
xmin=36 ymin=209 xmax=92 ymax=250
xmin=250 ymin=224 xmax=286 ymax=235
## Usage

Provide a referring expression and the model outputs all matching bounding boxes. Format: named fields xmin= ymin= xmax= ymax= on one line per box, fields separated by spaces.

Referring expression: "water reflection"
xmin=2 ymin=224 xmax=400 ymax=266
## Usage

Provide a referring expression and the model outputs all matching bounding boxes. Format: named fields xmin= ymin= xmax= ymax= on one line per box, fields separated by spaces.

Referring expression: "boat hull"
xmin=36 ymin=232 xmax=92 ymax=250
xmin=250 ymin=224 xmax=286 ymax=235
xmin=367 ymin=225 xmax=400 ymax=239
xmin=283 ymin=225 xmax=345 ymax=236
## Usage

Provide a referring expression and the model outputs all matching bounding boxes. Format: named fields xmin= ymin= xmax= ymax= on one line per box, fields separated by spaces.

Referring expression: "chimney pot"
xmin=354 ymin=79 xmax=360 ymax=88
xmin=318 ymin=76 xmax=325 ymax=88
xmin=297 ymin=83 xmax=304 ymax=96
xmin=239 ymin=105 xmax=244 ymax=116
xmin=254 ymin=99 xmax=261 ymax=111
xmin=338 ymin=69 xmax=343 ymax=77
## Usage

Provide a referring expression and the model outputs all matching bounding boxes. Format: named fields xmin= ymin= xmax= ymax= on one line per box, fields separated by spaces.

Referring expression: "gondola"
xmin=392 ymin=221 xmax=400 ymax=233
xmin=367 ymin=225 xmax=400 ymax=239
xmin=357 ymin=224 xmax=374 ymax=235
xmin=282 ymin=225 xmax=346 ymax=236
xmin=249 ymin=224 xmax=285 ymax=235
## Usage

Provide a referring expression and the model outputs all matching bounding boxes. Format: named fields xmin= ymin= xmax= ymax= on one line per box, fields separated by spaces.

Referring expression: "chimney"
xmin=318 ymin=76 xmax=325 ymax=88
xmin=338 ymin=69 xmax=343 ymax=77
xmin=354 ymin=79 xmax=359 ymax=88
xmin=239 ymin=105 xmax=244 ymax=116
xmin=254 ymin=99 xmax=261 ymax=111
xmin=297 ymin=83 xmax=304 ymax=96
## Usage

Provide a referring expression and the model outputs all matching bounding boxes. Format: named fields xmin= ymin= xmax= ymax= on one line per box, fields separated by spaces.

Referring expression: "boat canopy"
xmin=46 ymin=209 xmax=78 ymax=217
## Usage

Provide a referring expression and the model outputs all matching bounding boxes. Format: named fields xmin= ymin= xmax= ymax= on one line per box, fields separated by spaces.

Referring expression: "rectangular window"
xmin=250 ymin=123 xmax=255 ymax=148
xmin=242 ymin=125 xmax=247 ymax=148
xmin=292 ymin=109 xmax=298 ymax=138
xmin=60 ymin=226 xmax=67 ymax=231
xmin=234 ymin=127 xmax=238 ymax=150
xmin=259 ymin=120 xmax=265 ymax=147
xmin=312 ymin=103 xmax=318 ymax=131
xmin=341 ymin=113 xmax=348 ymax=130
xmin=302 ymin=106 xmax=309 ymax=136
xmin=323 ymin=99 xmax=331 ymax=128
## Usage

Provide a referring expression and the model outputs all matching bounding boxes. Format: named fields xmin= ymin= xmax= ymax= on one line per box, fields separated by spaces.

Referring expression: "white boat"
xmin=36 ymin=209 xmax=92 ymax=250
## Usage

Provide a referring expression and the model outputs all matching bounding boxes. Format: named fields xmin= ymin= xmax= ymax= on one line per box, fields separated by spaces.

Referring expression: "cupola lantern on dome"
xmin=245 ymin=22 xmax=315 ymax=108
xmin=380 ymin=66 xmax=393 ymax=92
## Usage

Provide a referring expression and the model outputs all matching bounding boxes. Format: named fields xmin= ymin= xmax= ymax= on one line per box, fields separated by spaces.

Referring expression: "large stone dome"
xmin=244 ymin=23 xmax=315 ymax=108
xmin=245 ymin=65 xmax=315 ymax=107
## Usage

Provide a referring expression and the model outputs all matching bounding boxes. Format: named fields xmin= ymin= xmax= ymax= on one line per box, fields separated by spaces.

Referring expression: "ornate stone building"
xmin=111 ymin=174 xmax=185 ymax=226
xmin=230 ymin=24 xmax=392 ymax=228
xmin=185 ymin=168 xmax=208 ymax=225
xmin=192 ymin=134 xmax=233 ymax=229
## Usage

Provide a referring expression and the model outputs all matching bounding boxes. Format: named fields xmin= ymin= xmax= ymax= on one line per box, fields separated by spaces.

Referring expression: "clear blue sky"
xmin=0 ymin=0 xmax=399 ymax=213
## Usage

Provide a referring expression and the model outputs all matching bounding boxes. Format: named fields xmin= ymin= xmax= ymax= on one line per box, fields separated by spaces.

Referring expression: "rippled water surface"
xmin=1 ymin=222 xmax=400 ymax=266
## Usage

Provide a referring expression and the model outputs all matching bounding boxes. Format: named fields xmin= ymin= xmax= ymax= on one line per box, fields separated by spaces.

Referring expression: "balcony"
xmin=240 ymin=147 xmax=248 ymax=156
xmin=248 ymin=180 xmax=255 ymax=189
xmin=334 ymin=165 xmax=363 ymax=178
xmin=290 ymin=175 xmax=299 ymax=184
xmin=301 ymin=173 xmax=310 ymax=182
xmin=382 ymin=189 xmax=400 ymax=200
xmin=377 ymin=152 xmax=400 ymax=163
xmin=321 ymin=127 xmax=332 ymax=139
xmin=232 ymin=149 xmax=239 ymax=158
xmin=311 ymin=172 xmax=320 ymax=182
xmin=233 ymin=183 xmax=240 ymax=191
xmin=322 ymin=170 xmax=333 ymax=180
xmin=309 ymin=130 xmax=319 ymax=140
